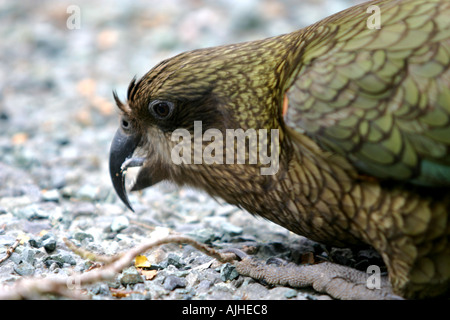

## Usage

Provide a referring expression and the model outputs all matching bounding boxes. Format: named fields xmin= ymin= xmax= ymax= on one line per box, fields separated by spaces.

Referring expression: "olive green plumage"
xmin=110 ymin=0 xmax=450 ymax=299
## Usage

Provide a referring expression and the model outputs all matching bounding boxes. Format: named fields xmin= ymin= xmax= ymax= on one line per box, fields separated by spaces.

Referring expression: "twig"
xmin=129 ymin=219 xmax=156 ymax=232
xmin=0 ymin=235 xmax=237 ymax=299
xmin=0 ymin=238 xmax=21 ymax=265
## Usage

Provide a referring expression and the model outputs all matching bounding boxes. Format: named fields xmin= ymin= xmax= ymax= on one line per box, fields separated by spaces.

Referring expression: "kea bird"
xmin=109 ymin=0 xmax=450 ymax=299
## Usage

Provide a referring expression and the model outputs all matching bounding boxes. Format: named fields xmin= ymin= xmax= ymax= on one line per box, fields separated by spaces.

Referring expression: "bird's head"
xmin=109 ymin=37 xmax=296 ymax=211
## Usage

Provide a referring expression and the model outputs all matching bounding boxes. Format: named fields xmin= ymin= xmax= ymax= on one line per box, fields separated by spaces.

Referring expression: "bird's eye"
xmin=121 ymin=117 xmax=131 ymax=131
xmin=149 ymin=100 xmax=174 ymax=119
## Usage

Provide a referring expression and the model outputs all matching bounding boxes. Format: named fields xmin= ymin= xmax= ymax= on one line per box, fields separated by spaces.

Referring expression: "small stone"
xmin=21 ymin=247 xmax=36 ymax=264
xmin=220 ymin=263 xmax=239 ymax=282
xmin=14 ymin=204 xmax=48 ymax=220
xmin=43 ymin=255 xmax=65 ymax=268
xmin=197 ymin=279 xmax=213 ymax=291
xmin=14 ymin=261 xmax=35 ymax=276
xmin=73 ymin=232 xmax=94 ymax=243
xmin=284 ymin=289 xmax=298 ymax=299
xmin=76 ymin=184 xmax=100 ymax=201
xmin=29 ymin=238 xmax=42 ymax=248
xmin=41 ymin=189 xmax=60 ymax=202
xmin=187 ymin=228 xmax=216 ymax=244
xmin=89 ymin=283 xmax=111 ymax=296
xmin=221 ymin=221 xmax=243 ymax=236
xmin=163 ymin=275 xmax=186 ymax=291
xmin=166 ymin=253 xmax=184 ymax=269
xmin=119 ymin=267 xmax=144 ymax=286
xmin=9 ymin=252 xmax=22 ymax=264
xmin=61 ymin=253 xmax=77 ymax=265
xmin=42 ymin=237 xmax=57 ymax=253
xmin=110 ymin=216 xmax=129 ymax=233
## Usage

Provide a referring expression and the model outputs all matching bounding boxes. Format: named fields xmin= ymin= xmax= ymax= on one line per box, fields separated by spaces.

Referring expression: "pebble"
xmin=165 ymin=253 xmax=184 ymax=269
xmin=9 ymin=252 xmax=22 ymax=264
xmin=14 ymin=261 xmax=35 ymax=276
xmin=21 ymin=247 xmax=36 ymax=264
xmin=197 ymin=279 xmax=213 ymax=291
xmin=187 ymin=228 xmax=217 ymax=244
xmin=14 ymin=204 xmax=49 ymax=220
xmin=284 ymin=289 xmax=298 ymax=299
xmin=163 ymin=275 xmax=187 ymax=291
xmin=73 ymin=232 xmax=94 ymax=243
xmin=42 ymin=235 xmax=57 ymax=253
xmin=219 ymin=263 xmax=239 ymax=282
xmin=76 ymin=185 xmax=100 ymax=201
xmin=88 ymin=283 xmax=111 ymax=296
xmin=220 ymin=221 xmax=243 ymax=236
xmin=43 ymin=255 xmax=65 ymax=268
xmin=110 ymin=216 xmax=129 ymax=233
xmin=41 ymin=189 xmax=60 ymax=202
xmin=119 ymin=267 xmax=144 ymax=286
xmin=28 ymin=238 xmax=42 ymax=248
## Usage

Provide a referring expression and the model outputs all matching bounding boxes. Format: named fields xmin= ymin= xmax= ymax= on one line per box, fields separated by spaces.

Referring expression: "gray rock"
xmin=76 ymin=184 xmax=99 ymax=201
xmin=21 ymin=247 xmax=36 ymax=264
xmin=73 ymin=231 xmax=94 ymax=243
xmin=119 ymin=267 xmax=144 ymax=286
xmin=221 ymin=221 xmax=243 ymax=236
xmin=60 ymin=253 xmax=77 ymax=266
xmin=41 ymin=189 xmax=60 ymax=202
xmin=9 ymin=252 xmax=22 ymax=264
xmin=110 ymin=216 xmax=129 ymax=233
xmin=219 ymin=263 xmax=239 ymax=282
xmin=28 ymin=238 xmax=42 ymax=248
xmin=197 ymin=279 xmax=213 ymax=291
xmin=284 ymin=289 xmax=298 ymax=299
xmin=43 ymin=255 xmax=65 ymax=268
xmin=14 ymin=204 xmax=48 ymax=220
xmin=88 ymin=283 xmax=111 ymax=296
xmin=166 ymin=253 xmax=184 ymax=269
xmin=163 ymin=275 xmax=186 ymax=291
xmin=14 ymin=261 xmax=35 ymax=276
xmin=42 ymin=237 xmax=57 ymax=253
xmin=187 ymin=228 xmax=217 ymax=244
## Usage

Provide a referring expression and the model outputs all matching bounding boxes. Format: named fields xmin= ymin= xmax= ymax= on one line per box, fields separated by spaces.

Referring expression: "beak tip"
xmin=109 ymin=128 xmax=140 ymax=213
xmin=125 ymin=202 xmax=135 ymax=213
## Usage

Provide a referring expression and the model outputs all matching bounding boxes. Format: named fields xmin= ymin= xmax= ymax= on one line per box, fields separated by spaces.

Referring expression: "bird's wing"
xmin=284 ymin=0 xmax=450 ymax=186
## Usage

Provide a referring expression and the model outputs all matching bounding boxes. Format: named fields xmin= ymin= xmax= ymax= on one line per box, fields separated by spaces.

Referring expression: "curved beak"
xmin=109 ymin=128 xmax=143 ymax=212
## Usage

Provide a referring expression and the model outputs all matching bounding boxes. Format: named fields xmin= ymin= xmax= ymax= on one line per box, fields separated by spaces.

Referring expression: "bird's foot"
xmin=224 ymin=248 xmax=402 ymax=300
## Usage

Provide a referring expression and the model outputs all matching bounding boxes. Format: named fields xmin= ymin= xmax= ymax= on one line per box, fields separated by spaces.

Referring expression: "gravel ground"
xmin=0 ymin=0 xmax=374 ymax=300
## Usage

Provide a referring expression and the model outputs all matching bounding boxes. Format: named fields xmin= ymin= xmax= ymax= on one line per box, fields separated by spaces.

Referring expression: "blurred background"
xmin=0 ymin=0 xmax=365 ymax=204
xmin=0 ymin=0 xmax=367 ymax=299
xmin=0 ymin=0 xmax=367 ymax=209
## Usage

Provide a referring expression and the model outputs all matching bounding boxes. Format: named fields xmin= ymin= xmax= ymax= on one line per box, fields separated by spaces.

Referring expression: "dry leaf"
xmin=110 ymin=288 xmax=130 ymax=298
xmin=135 ymin=255 xmax=152 ymax=268
xmin=141 ymin=269 xmax=157 ymax=280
